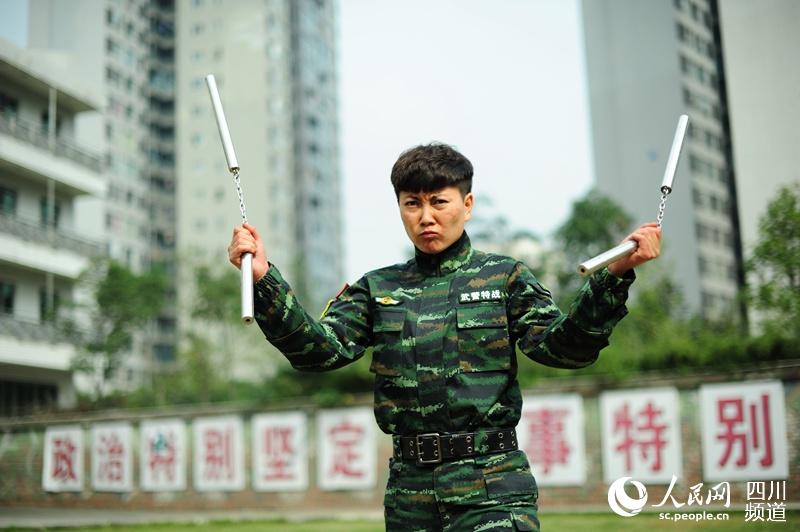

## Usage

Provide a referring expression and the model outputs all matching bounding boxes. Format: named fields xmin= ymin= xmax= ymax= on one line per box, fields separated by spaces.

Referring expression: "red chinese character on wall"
xmin=97 ymin=433 xmax=125 ymax=483
xmin=523 ymin=407 xmax=570 ymax=474
xmin=51 ymin=437 xmax=77 ymax=482
xmin=203 ymin=428 xmax=233 ymax=480
xmin=329 ymin=420 xmax=364 ymax=478
xmin=262 ymin=427 xmax=295 ymax=481
xmin=148 ymin=431 xmax=176 ymax=482
xmin=717 ymin=394 xmax=773 ymax=469
xmin=614 ymin=401 xmax=668 ymax=473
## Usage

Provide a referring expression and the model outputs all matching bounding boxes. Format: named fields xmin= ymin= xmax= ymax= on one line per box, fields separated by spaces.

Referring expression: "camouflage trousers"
xmin=383 ymin=449 xmax=540 ymax=531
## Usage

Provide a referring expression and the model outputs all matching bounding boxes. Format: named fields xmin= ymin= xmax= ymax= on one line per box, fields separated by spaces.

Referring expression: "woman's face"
xmin=398 ymin=186 xmax=473 ymax=254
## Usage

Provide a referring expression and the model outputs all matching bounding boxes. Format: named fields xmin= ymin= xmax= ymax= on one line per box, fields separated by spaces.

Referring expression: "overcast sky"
xmin=339 ymin=0 xmax=594 ymax=280
xmin=0 ymin=0 xmax=595 ymax=282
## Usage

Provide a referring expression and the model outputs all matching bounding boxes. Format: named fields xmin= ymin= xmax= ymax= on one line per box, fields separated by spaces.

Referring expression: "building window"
xmin=698 ymin=256 xmax=708 ymax=274
xmin=39 ymin=288 xmax=61 ymax=322
xmin=695 ymin=222 xmax=708 ymax=242
xmin=39 ymin=110 xmax=62 ymax=135
xmin=0 ymin=281 xmax=14 ymax=314
xmin=692 ymin=187 xmax=702 ymax=207
xmin=0 ymin=380 xmax=58 ymax=416
xmin=0 ymin=186 xmax=17 ymax=215
xmin=0 ymin=92 xmax=19 ymax=116
xmin=106 ymin=66 xmax=121 ymax=84
xmin=154 ymin=344 xmax=176 ymax=363
xmin=39 ymin=197 xmax=61 ymax=228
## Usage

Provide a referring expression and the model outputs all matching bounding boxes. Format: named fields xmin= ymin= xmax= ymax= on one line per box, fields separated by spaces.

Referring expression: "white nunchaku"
xmin=577 ymin=115 xmax=690 ymax=276
xmin=205 ymin=74 xmax=254 ymax=324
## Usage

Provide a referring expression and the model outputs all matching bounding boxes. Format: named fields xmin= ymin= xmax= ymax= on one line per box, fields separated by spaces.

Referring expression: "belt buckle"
xmin=415 ymin=433 xmax=442 ymax=465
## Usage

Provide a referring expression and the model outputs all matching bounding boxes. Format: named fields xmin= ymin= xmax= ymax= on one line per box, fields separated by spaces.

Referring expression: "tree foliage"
xmin=65 ymin=259 xmax=165 ymax=399
xmin=553 ymin=189 xmax=633 ymax=306
xmin=746 ymin=183 xmax=800 ymax=340
xmin=192 ymin=265 xmax=240 ymax=324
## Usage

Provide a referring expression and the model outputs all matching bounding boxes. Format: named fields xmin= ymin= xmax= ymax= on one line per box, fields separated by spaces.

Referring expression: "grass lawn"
xmin=7 ymin=512 xmax=798 ymax=532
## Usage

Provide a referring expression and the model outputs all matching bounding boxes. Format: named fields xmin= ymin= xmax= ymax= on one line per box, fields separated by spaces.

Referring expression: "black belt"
xmin=392 ymin=429 xmax=517 ymax=466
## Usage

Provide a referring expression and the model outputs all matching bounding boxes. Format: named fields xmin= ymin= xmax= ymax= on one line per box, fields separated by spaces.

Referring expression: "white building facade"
xmin=29 ymin=0 xmax=179 ymax=382
xmin=0 ymin=39 xmax=105 ymax=414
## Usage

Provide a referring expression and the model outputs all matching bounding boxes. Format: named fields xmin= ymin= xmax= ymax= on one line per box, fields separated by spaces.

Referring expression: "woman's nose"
xmin=420 ymin=205 xmax=435 ymax=224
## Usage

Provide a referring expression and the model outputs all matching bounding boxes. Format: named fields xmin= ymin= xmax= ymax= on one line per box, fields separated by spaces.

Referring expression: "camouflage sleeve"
xmin=506 ymin=261 xmax=634 ymax=369
xmin=253 ymin=264 xmax=373 ymax=372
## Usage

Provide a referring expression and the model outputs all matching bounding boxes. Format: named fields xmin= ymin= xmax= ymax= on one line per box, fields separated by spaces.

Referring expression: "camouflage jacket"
xmin=253 ymin=231 xmax=634 ymax=436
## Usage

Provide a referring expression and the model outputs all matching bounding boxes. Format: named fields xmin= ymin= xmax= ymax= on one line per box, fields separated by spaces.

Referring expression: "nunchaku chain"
xmin=577 ymin=115 xmax=688 ymax=276
xmin=232 ymin=168 xmax=248 ymax=225
xmin=656 ymin=189 xmax=670 ymax=228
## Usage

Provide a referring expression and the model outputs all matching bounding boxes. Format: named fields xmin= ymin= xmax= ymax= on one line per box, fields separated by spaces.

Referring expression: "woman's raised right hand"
xmin=228 ymin=223 xmax=269 ymax=281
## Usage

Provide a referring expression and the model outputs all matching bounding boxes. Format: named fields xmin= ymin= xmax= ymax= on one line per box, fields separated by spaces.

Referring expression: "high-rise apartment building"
xmin=29 ymin=0 xmax=178 ymax=383
xmin=176 ymin=0 xmax=343 ymax=316
xmin=716 ymin=0 xmax=800 ymax=256
xmin=21 ymin=0 xmax=342 ymax=386
xmin=0 ymin=39 xmax=105 ymax=414
xmin=581 ymin=0 xmax=743 ymax=319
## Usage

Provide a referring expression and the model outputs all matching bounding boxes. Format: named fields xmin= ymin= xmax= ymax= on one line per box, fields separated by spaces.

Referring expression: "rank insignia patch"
xmin=375 ymin=296 xmax=402 ymax=306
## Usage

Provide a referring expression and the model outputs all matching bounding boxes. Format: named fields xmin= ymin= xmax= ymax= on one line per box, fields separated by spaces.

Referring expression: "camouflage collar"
xmin=414 ymin=231 xmax=473 ymax=275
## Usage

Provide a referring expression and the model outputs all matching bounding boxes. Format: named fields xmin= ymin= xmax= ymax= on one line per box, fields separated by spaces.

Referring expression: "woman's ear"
xmin=464 ymin=192 xmax=474 ymax=221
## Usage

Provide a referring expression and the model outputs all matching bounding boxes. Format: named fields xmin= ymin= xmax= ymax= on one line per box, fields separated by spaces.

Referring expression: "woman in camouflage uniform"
xmin=228 ymin=143 xmax=661 ymax=531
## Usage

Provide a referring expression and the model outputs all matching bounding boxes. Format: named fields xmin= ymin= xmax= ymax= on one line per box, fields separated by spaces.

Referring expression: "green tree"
xmin=746 ymin=183 xmax=800 ymax=339
xmin=552 ymin=189 xmax=633 ymax=306
xmin=64 ymin=259 xmax=165 ymax=399
xmin=190 ymin=264 xmax=242 ymax=379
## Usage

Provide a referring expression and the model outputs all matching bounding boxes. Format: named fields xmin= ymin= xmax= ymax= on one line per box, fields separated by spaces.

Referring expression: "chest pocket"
xmin=456 ymin=303 xmax=511 ymax=372
xmin=369 ymin=308 xmax=406 ymax=376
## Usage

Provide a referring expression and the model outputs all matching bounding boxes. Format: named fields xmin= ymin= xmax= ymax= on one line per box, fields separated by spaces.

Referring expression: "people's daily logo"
xmin=608 ymin=476 xmax=648 ymax=517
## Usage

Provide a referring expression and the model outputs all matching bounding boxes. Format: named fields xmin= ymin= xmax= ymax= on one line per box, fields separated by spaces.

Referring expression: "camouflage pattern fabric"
xmin=254 ymin=231 xmax=633 ymax=435
xmin=383 ymin=449 xmax=539 ymax=531
xmin=253 ymin=231 xmax=634 ymax=530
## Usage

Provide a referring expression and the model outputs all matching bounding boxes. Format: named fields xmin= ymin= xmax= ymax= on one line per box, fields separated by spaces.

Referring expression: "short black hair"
xmin=390 ymin=142 xmax=473 ymax=198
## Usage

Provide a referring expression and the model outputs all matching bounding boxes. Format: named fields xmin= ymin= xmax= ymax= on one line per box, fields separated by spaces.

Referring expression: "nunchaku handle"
xmin=205 ymin=75 xmax=239 ymax=172
xmin=576 ymin=115 xmax=689 ymax=277
xmin=241 ymin=252 xmax=254 ymax=324
xmin=578 ymin=240 xmax=638 ymax=276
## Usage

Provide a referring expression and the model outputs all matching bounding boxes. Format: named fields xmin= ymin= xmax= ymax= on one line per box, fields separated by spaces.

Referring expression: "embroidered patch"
xmin=459 ymin=289 xmax=503 ymax=303
xmin=375 ymin=296 xmax=402 ymax=306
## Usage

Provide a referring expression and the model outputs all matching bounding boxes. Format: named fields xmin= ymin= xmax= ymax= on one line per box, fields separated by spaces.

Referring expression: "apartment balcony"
xmin=0 ymin=112 xmax=105 ymax=197
xmin=0 ymin=211 xmax=103 ymax=279
xmin=0 ymin=314 xmax=75 ymax=372
xmin=144 ymin=108 xmax=175 ymax=128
